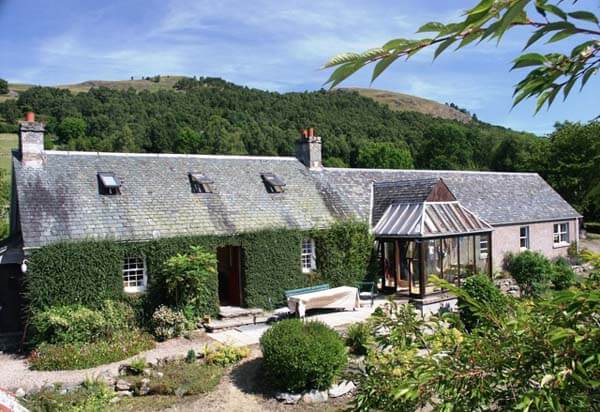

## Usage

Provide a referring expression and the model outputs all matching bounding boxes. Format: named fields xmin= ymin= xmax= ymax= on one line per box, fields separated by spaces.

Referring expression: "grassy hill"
xmin=2 ymin=76 xmax=472 ymax=122
xmin=343 ymin=88 xmax=473 ymax=123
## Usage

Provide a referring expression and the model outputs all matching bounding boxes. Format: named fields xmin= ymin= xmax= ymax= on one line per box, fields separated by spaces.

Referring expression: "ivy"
xmin=24 ymin=221 xmax=374 ymax=315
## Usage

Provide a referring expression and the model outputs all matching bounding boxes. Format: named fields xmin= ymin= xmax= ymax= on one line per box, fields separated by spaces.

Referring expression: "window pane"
xmin=476 ymin=234 xmax=490 ymax=273
xmin=442 ymin=237 xmax=459 ymax=285
xmin=424 ymin=239 xmax=443 ymax=294
xmin=459 ymin=235 xmax=475 ymax=279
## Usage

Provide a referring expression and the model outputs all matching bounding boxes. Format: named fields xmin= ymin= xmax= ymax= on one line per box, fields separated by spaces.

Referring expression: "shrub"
xmin=29 ymin=330 xmax=155 ymax=370
xmin=346 ymin=322 xmax=372 ymax=355
xmin=507 ymin=250 xmax=553 ymax=297
xmin=24 ymin=379 xmax=114 ymax=412
xmin=260 ymin=319 xmax=347 ymax=392
xmin=551 ymin=258 xmax=576 ymax=290
xmin=128 ymin=357 xmax=147 ymax=375
xmin=151 ymin=305 xmax=187 ymax=341
xmin=158 ymin=246 xmax=219 ymax=320
xmin=203 ymin=344 xmax=250 ymax=366
xmin=458 ymin=274 xmax=509 ymax=330
xmin=29 ymin=300 xmax=136 ymax=345
xmin=584 ymin=222 xmax=600 ymax=234
xmin=185 ymin=349 xmax=196 ymax=364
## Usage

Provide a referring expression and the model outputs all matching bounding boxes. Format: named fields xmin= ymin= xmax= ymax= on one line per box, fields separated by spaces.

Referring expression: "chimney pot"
xmin=308 ymin=127 xmax=314 ymax=137
xmin=302 ymin=129 xmax=308 ymax=139
xmin=25 ymin=112 xmax=35 ymax=122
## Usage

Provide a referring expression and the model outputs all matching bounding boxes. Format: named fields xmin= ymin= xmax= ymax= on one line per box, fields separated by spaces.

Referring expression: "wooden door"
xmin=217 ymin=246 xmax=242 ymax=306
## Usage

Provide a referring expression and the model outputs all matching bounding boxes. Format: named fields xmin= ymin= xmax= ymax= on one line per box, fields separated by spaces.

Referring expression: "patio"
xmin=208 ymin=295 xmax=407 ymax=347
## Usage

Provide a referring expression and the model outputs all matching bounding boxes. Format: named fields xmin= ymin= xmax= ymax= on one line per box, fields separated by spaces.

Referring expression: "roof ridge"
xmin=323 ymin=167 xmax=539 ymax=176
xmin=44 ymin=150 xmax=298 ymax=161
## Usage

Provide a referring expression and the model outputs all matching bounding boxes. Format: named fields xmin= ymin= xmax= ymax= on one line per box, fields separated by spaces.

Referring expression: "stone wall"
xmin=491 ymin=219 xmax=578 ymax=270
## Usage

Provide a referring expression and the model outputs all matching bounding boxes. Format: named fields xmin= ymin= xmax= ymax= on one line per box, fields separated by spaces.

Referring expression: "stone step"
xmin=218 ymin=306 xmax=264 ymax=319
xmin=204 ymin=314 xmax=274 ymax=332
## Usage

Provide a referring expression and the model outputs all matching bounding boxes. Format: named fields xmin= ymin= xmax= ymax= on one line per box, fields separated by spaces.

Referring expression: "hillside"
xmin=344 ymin=88 xmax=473 ymax=123
xmin=2 ymin=76 xmax=471 ymax=122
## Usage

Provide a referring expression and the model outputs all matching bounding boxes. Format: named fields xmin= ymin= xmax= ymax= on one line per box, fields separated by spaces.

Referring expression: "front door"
xmin=217 ymin=246 xmax=243 ymax=306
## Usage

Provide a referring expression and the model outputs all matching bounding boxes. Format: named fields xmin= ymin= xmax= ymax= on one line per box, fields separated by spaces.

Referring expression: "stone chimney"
xmin=296 ymin=127 xmax=322 ymax=169
xmin=19 ymin=112 xmax=46 ymax=168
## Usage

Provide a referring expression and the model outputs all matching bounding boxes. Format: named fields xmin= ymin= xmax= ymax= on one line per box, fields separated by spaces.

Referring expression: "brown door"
xmin=217 ymin=246 xmax=243 ymax=306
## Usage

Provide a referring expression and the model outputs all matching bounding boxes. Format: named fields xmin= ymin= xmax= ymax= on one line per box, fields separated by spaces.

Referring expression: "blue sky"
xmin=0 ymin=0 xmax=598 ymax=135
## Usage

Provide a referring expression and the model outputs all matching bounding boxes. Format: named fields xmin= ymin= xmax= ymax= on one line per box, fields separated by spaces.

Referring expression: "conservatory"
xmin=372 ymin=179 xmax=493 ymax=299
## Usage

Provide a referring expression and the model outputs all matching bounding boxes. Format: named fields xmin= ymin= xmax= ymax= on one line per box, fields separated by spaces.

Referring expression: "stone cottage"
xmin=0 ymin=117 xmax=582 ymax=332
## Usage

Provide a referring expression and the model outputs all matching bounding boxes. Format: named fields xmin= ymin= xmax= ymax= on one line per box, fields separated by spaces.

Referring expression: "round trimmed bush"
xmin=260 ymin=319 xmax=347 ymax=392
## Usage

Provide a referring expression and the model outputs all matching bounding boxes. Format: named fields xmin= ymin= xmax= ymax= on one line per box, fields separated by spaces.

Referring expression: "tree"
xmin=419 ymin=124 xmax=475 ymax=170
xmin=356 ymin=141 xmax=414 ymax=169
xmin=56 ymin=117 xmax=86 ymax=144
xmin=0 ymin=78 xmax=8 ymax=95
xmin=324 ymin=0 xmax=599 ymax=112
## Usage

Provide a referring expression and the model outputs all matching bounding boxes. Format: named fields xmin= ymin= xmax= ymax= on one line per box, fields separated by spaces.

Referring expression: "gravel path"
xmin=0 ymin=334 xmax=215 ymax=392
xmin=581 ymin=237 xmax=600 ymax=253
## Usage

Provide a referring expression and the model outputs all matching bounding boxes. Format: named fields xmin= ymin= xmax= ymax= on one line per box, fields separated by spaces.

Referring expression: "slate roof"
xmin=310 ymin=168 xmax=582 ymax=226
xmin=13 ymin=151 xmax=337 ymax=249
xmin=13 ymin=152 xmax=582 ymax=249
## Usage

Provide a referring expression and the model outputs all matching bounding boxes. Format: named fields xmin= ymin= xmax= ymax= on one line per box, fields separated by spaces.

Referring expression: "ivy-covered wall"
xmin=25 ymin=221 xmax=375 ymax=314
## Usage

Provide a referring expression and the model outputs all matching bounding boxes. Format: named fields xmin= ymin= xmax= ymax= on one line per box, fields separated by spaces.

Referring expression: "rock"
xmin=175 ymin=387 xmax=188 ymax=397
xmin=302 ymin=389 xmax=328 ymax=403
xmin=97 ymin=372 xmax=115 ymax=386
xmin=118 ymin=364 xmax=130 ymax=376
xmin=117 ymin=391 xmax=133 ymax=397
xmin=15 ymin=388 xmax=26 ymax=398
xmin=329 ymin=381 xmax=356 ymax=398
xmin=156 ymin=372 xmax=164 ymax=378
xmin=275 ymin=392 xmax=301 ymax=404
xmin=142 ymin=368 xmax=152 ymax=376
xmin=42 ymin=383 xmax=55 ymax=391
xmin=115 ymin=379 xmax=131 ymax=391
xmin=138 ymin=378 xmax=151 ymax=396
xmin=109 ymin=396 xmax=120 ymax=404
xmin=59 ymin=389 xmax=68 ymax=395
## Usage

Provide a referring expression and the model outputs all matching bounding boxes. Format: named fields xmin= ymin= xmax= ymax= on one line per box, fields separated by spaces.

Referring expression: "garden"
xmin=10 ymin=238 xmax=600 ymax=411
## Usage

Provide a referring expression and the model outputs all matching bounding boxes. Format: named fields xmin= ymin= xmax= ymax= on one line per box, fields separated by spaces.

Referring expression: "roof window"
xmin=98 ymin=172 xmax=121 ymax=195
xmin=189 ymin=172 xmax=213 ymax=194
xmin=261 ymin=173 xmax=286 ymax=193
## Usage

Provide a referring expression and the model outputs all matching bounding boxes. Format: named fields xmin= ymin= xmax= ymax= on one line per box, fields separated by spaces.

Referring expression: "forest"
xmin=0 ymin=76 xmax=597 ymax=221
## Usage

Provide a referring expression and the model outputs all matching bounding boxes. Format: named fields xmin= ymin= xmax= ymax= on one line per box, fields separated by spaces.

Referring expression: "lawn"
xmin=0 ymin=133 xmax=17 ymax=183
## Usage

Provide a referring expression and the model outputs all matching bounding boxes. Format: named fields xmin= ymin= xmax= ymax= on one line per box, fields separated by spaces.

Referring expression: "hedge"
xmin=584 ymin=222 xmax=600 ymax=234
xmin=25 ymin=221 xmax=374 ymax=315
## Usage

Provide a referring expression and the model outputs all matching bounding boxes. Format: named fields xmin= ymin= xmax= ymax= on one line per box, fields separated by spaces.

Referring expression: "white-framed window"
xmin=301 ymin=238 xmax=316 ymax=273
xmin=520 ymin=226 xmax=530 ymax=250
xmin=122 ymin=256 xmax=147 ymax=293
xmin=553 ymin=223 xmax=569 ymax=246
xmin=479 ymin=237 xmax=489 ymax=259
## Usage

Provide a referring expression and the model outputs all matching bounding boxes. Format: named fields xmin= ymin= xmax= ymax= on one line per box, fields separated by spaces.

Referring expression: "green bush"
xmin=458 ymin=274 xmax=509 ymax=330
xmin=584 ymin=222 xmax=600 ymax=234
xmin=24 ymin=379 xmax=114 ymax=412
xmin=507 ymin=250 xmax=553 ymax=297
xmin=551 ymin=258 xmax=576 ymax=290
xmin=29 ymin=330 xmax=155 ymax=370
xmin=312 ymin=220 xmax=376 ymax=286
xmin=151 ymin=305 xmax=187 ymax=341
xmin=30 ymin=300 xmax=136 ymax=345
xmin=260 ymin=319 xmax=347 ymax=392
xmin=346 ymin=322 xmax=372 ymax=355
xmin=203 ymin=344 xmax=250 ymax=366
xmin=128 ymin=357 xmax=148 ymax=375
xmin=158 ymin=246 xmax=219 ymax=319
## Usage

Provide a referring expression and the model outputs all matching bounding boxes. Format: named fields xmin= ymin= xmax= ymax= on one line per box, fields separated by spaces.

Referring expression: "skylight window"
xmin=189 ymin=172 xmax=213 ymax=194
xmin=261 ymin=173 xmax=286 ymax=193
xmin=98 ymin=172 xmax=121 ymax=195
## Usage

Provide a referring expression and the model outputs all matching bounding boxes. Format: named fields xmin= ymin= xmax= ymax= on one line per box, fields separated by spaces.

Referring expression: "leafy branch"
xmin=323 ymin=0 xmax=600 ymax=112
